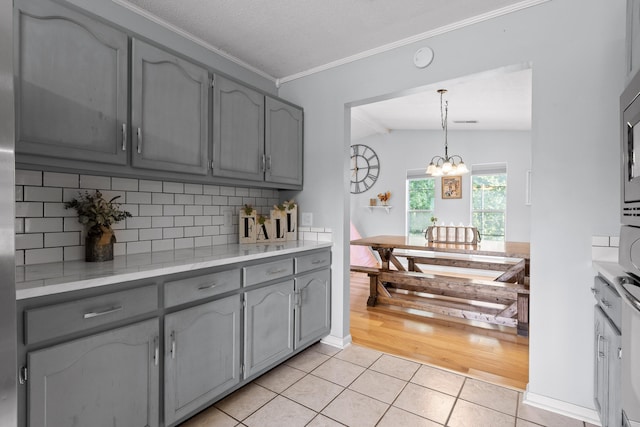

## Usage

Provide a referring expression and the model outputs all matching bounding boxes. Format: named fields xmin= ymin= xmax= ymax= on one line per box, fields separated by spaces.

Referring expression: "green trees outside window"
xmin=472 ymin=173 xmax=507 ymax=241
xmin=407 ymin=178 xmax=435 ymax=239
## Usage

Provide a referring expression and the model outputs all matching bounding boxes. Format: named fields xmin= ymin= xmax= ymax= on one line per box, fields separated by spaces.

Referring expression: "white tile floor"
xmin=180 ymin=344 xmax=598 ymax=427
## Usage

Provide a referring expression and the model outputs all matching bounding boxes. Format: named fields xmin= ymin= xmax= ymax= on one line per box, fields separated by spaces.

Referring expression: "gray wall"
xmin=350 ymin=130 xmax=531 ymax=242
xmin=280 ymin=0 xmax=625 ymax=419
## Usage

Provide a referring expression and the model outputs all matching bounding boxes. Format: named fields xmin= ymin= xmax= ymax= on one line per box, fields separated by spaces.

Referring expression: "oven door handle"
xmin=615 ymin=276 xmax=640 ymax=312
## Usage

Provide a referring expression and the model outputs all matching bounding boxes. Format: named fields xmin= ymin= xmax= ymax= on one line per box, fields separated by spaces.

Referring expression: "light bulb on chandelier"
xmin=425 ymin=89 xmax=469 ymax=176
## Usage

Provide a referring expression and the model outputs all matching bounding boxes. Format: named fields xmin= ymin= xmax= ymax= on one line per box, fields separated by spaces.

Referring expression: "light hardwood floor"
xmin=349 ymin=272 xmax=529 ymax=390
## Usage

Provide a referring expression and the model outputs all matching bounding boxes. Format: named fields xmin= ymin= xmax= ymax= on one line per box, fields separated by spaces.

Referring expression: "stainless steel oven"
xmin=622 ymin=70 xmax=640 ymax=226
xmin=617 ymin=226 xmax=640 ymax=427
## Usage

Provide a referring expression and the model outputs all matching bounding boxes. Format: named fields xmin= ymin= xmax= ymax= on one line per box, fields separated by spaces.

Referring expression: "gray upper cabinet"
xmin=164 ymin=295 xmax=241 ymax=426
xmin=14 ymin=0 xmax=128 ymax=165
xmin=27 ymin=319 xmax=160 ymax=427
xmin=212 ymin=75 xmax=265 ymax=181
xmin=132 ymin=39 xmax=209 ymax=175
xmin=265 ymin=97 xmax=303 ymax=186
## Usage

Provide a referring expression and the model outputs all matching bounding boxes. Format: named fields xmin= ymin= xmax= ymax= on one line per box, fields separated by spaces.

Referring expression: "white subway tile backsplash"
xmin=16 ymin=170 xmax=42 ymax=186
xmin=163 ymin=205 xmax=184 ymax=216
xmin=16 ymin=202 xmax=43 ymax=218
xmin=592 ymin=236 xmax=610 ymax=247
xmin=25 ymin=186 xmax=62 ymax=202
xmin=44 ymin=172 xmax=78 ymax=188
xmin=16 ymin=233 xmax=43 ymax=250
xmin=610 ymin=236 xmax=620 ymax=247
xmin=184 ymin=183 xmax=203 ymax=194
xmin=174 ymin=216 xmax=194 ymax=227
xmin=26 ymin=218 xmax=63 ymax=233
xmin=15 ymin=169 xmax=284 ymax=265
xmin=152 ymin=216 xmax=174 ymax=228
xmin=153 ymin=193 xmax=174 ymax=205
xmin=80 ymin=174 xmax=111 ymax=190
xmin=44 ymin=202 xmax=76 ymax=218
xmin=163 ymin=181 xmax=184 ymax=193
xmin=140 ymin=204 xmax=163 ymax=216
xmin=175 ymin=194 xmax=194 ymax=205
xmin=25 ymin=247 xmax=63 ymax=264
xmin=45 ymin=232 xmax=80 ymax=248
xmin=127 ymin=217 xmax=152 ymax=229
xmin=139 ymin=228 xmax=163 ymax=241
xmin=126 ymin=192 xmax=152 ymax=204
xmin=139 ymin=179 xmax=163 ymax=192
xmin=175 ymin=238 xmax=194 ymax=249
xmin=112 ymin=177 xmax=138 ymax=191
xmin=152 ymin=239 xmax=174 ymax=252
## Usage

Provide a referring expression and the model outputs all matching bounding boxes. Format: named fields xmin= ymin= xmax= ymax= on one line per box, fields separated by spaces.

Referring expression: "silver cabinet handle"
xmin=597 ymin=334 xmax=604 ymax=358
xmin=311 ymin=259 xmax=325 ymax=265
xmin=153 ymin=336 xmax=159 ymax=366
xmin=198 ymin=283 xmax=217 ymax=291
xmin=600 ymin=298 xmax=611 ymax=308
xmin=261 ymin=154 xmax=266 ymax=172
xmin=137 ymin=127 xmax=142 ymax=154
xmin=267 ymin=155 xmax=272 ymax=171
xmin=122 ymin=123 xmax=127 ymax=151
xmin=83 ymin=305 xmax=123 ymax=319
xmin=170 ymin=331 xmax=176 ymax=359
xmin=590 ymin=287 xmax=599 ymax=295
xmin=268 ymin=268 xmax=287 ymax=275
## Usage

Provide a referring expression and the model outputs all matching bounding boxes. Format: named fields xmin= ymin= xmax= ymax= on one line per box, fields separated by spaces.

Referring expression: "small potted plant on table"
xmin=65 ymin=190 xmax=132 ymax=262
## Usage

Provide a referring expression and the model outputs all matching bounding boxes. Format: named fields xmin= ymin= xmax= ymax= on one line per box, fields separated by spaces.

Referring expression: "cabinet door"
xmin=28 ymin=319 xmax=159 ymax=427
xmin=14 ymin=0 xmax=128 ymax=165
xmin=265 ymin=97 xmax=303 ymax=186
xmin=295 ymin=269 xmax=331 ymax=349
xmin=164 ymin=295 xmax=241 ymax=426
xmin=594 ymin=306 xmax=607 ymax=423
xmin=244 ymin=280 xmax=294 ymax=378
xmin=212 ymin=75 xmax=265 ymax=181
xmin=131 ymin=39 xmax=209 ymax=175
xmin=603 ymin=313 xmax=622 ymax=427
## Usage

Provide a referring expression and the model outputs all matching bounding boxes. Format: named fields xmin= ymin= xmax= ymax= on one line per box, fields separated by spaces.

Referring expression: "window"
xmin=472 ymin=168 xmax=507 ymax=242
xmin=407 ymin=174 xmax=435 ymax=242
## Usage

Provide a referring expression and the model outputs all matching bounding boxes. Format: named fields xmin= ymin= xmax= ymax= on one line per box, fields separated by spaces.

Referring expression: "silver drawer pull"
xmin=590 ymin=287 xmax=599 ymax=295
xmin=198 ymin=283 xmax=217 ymax=291
xmin=600 ymin=298 xmax=611 ymax=308
xmin=311 ymin=259 xmax=325 ymax=265
xmin=268 ymin=268 xmax=287 ymax=275
xmin=83 ymin=305 xmax=123 ymax=319
xmin=122 ymin=123 xmax=127 ymax=151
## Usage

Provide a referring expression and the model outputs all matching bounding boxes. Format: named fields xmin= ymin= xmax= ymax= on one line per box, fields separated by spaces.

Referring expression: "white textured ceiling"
xmin=120 ymin=0 xmax=533 ymax=80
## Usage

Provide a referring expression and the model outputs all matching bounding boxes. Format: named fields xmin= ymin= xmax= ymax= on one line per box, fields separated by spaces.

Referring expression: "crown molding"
xmin=277 ymin=0 xmax=550 ymax=85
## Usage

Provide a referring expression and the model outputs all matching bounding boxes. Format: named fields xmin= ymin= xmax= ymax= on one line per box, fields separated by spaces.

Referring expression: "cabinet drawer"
xmin=244 ymin=258 xmax=293 ymax=286
xmin=599 ymin=279 xmax=622 ymax=329
xmin=295 ymin=250 xmax=331 ymax=274
xmin=25 ymin=285 xmax=157 ymax=345
xmin=164 ymin=268 xmax=241 ymax=307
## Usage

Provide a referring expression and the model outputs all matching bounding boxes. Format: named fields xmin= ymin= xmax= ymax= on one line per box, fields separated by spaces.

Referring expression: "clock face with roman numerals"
xmin=350 ymin=144 xmax=380 ymax=194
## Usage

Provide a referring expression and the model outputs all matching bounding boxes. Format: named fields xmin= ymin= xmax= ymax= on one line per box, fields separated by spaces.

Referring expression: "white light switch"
xmin=301 ymin=212 xmax=313 ymax=227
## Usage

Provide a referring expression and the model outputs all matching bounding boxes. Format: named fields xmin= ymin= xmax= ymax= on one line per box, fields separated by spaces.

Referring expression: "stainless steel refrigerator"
xmin=0 ymin=0 xmax=18 ymax=424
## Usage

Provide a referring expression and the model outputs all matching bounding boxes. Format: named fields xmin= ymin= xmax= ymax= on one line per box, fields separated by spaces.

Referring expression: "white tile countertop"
xmin=592 ymin=260 xmax=627 ymax=285
xmin=16 ymin=241 xmax=332 ymax=300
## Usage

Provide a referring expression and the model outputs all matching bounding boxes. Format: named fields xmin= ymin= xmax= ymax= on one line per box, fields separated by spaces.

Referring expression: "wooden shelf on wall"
xmin=365 ymin=205 xmax=392 ymax=214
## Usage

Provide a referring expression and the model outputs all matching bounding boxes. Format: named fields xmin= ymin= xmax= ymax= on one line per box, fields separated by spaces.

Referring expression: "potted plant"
xmin=64 ymin=190 xmax=132 ymax=262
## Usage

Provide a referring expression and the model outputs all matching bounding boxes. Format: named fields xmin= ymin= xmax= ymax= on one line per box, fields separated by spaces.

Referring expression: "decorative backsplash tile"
xmin=592 ymin=234 xmax=619 ymax=262
xmin=15 ymin=170 xmax=280 ymax=266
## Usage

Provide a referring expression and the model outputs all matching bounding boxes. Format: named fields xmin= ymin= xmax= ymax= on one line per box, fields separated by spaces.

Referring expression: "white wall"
xmin=279 ymin=0 xmax=625 ymax=419
xmin=350 ymin=130 xmax=531 ymax=242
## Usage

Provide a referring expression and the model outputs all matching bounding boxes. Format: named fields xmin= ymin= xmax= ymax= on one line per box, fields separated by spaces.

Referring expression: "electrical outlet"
xmin=301 ymin=212 xmax=313 ymax=227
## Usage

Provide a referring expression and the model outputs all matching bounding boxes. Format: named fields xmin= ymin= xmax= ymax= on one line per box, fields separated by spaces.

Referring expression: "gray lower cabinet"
xmin=164 ymin=295 xmax=241 ymax=426
xmin=212 ymin=75 xmax=265 ymax=181
xmin=14 ymin=0 xmax=128 ymax=165
xmin=244 ymin=280 xmax=295 ymax=378
xmin=594 ymin=305 xmax=622 ymax=427
xmin=27 ymin=318 xmax=160 ymax=427
xmin=131 ymin=39 xmax=209 ymax=175
xmin=265 ymin=97 xmax=303 ymax=186
xmin=295 ymin=269 xmax=331 ymax=349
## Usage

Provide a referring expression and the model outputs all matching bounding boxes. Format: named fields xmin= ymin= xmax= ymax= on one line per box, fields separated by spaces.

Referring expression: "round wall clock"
xmin=350 ymin=144 xmax=380 ymax=194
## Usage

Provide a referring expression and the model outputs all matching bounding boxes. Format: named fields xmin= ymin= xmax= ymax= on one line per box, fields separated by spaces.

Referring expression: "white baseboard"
xmin=320 ymin=334 xmax=352 ymax=349
xmin=523 ymin=387 xmax=601 ymax=426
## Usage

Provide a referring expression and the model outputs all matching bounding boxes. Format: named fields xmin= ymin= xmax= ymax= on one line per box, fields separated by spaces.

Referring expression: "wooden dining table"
xmin=350 ymin=235 xmax=531 ymax=336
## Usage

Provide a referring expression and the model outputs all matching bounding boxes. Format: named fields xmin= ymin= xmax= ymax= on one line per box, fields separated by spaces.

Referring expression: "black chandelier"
xmin=426 ymin=89 xmax=469 ymax=176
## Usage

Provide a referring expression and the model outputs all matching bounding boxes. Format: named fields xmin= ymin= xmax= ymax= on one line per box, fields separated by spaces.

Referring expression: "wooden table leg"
xmin=366 ymin=273 xmax=380 ymax=306
xmin=517 ymin=292 xmax=529 ymax=336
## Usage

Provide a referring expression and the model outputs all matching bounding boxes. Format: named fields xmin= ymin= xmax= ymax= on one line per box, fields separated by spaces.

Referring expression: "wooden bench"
xmin=350 ymin=265 xmax=381 ymax=307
